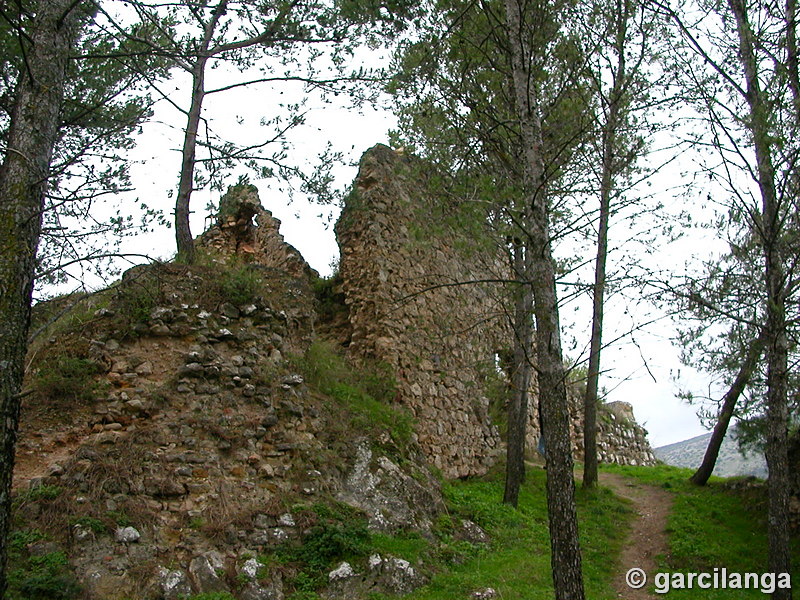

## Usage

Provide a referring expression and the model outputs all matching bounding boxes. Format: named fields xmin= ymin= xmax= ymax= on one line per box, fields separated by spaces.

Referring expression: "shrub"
xmin=32 ymin=357 xmax=101 ymax=403
xmin=7 ymin=551 xmax=80 ymax=600
xmin=218 ymin=264 xmax=263 ymax=306
xmin=114 ymin=275 xmax=162 ymax=325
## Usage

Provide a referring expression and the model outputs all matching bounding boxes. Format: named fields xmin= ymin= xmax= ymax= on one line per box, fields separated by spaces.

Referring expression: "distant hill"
xmin=654 ymin=426 xmax=767 ymax=479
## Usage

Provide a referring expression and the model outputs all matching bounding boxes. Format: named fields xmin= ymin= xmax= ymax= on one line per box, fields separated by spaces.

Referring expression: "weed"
xmin=185 ymin=593 xmax=237 ymax=600
xmin=6 ymin=551 xmax=80 ymax=600
xmin=7 ymin=530 xmax=46 ymax=556
xmin=312 ymin=272 xmax=347 ymax=325
xmin=218 ymin=264 xmax=263 ymax=306
xmin=69 ymin=516 xmax=105 ymax=534
xmin=292 ymin=341 xmax=412 ymax=453
xmin=106 ymin=510 xmax=132 ymax=527
xmin=18 ymin=485 xmax=63 ymax=503
xmin=114 ymin=274 xmax=162 ymax=325
xmin=32 ymin=357 xmax=101 ymax=403
xmin=271 ymin=502 xmax=371 ymax=595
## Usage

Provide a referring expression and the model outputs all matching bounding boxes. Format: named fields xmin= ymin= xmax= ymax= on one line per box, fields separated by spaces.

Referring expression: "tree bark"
xmin=504 ymin=239 xmax=534 ymax=506
xmin=502 ymin=0 xmax=585 ymax=596
xmin=0 ymin=1 xmax=85 ymax=596
xmin=583 ymin=0 xmax=633 ymax=489
xmin=690 ymin=331 xmax=766 ymax=486
xmin=729 ymin=1 xmax=792 ymax=595
xmin=174 ymin=0 xmax=229 ymax=264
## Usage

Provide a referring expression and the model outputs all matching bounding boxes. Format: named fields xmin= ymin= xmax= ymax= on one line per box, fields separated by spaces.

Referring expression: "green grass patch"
xmin=292 ymin=341 xmax=413 ymax=453
xmin=603 ymin=463 xmax=800 ymax=598
xmin=218 ymin=263 xmax=264 ymax=306
xmin=400 ymin=466 xmax=631 ymax=599
xmin=6 ymin=546 xmax=80 ymax=600
xmin=369 ymin=531 xmax=429 ymax=564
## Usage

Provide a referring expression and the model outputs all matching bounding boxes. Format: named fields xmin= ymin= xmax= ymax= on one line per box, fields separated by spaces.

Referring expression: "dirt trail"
xmin=600 ymin=471 xmax=673 ymax=599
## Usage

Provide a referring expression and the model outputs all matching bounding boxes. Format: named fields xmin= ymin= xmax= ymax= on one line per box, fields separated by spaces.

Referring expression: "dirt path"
xmin=600 ymin=472 xmax=673 ymax=599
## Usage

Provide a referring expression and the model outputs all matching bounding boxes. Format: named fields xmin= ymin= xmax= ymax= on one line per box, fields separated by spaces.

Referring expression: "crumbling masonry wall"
xmin=336 ymin=145 xmax=655 ymax=477
xmin=336 ymin=146 xmax=504 ymax=477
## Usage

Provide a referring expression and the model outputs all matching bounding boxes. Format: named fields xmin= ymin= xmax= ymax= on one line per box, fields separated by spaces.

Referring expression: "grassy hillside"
xmin=374 ymin=464 xmax=799 ymax=600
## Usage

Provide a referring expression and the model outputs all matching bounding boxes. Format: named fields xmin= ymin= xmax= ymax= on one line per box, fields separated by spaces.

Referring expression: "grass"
xmin=291 ymin=341 xmax=413 ymax=454
xmin=257 ymin=466 xmax=630 ymax=600
xmin=603 ymin=463 xmax=800 ymax=598
xmin=387 ymin=465 xmax=631 ymax=600
xmin=5 ymin=531 xmax=80 ymax=600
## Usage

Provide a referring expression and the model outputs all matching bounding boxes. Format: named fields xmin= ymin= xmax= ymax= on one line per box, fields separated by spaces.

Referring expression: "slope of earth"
xmin=654 ymin=426 xmax=767 ymax=479
xmin=10 ymin=258 xmax=445 ymax=600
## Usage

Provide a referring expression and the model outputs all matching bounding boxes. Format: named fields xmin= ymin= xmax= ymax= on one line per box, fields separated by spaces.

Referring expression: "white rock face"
xmin=114 ymin=526 xmax=140 ymax=543
xmin=328 ymin=562 xmax=356 ymax=581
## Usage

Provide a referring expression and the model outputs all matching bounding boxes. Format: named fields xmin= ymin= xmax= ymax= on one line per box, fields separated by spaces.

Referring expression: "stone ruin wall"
xmin=335 ymin=145 xmax=503 ymax=477
xmin=198 ymin=183 xmax=316 ymax=282
xmin=336 ymin=145 xmax=656 ymax=478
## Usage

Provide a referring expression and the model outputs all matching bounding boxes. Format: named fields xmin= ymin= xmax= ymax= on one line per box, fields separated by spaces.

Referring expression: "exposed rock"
xmin=156 ymin=567 xmax=193 ymax=600
xmin=457 ymin=519 xmax=490 ymax=545
xmin=338 ymin=443 xmax=442 ymax=533
xmin=189 ymin=552 xmax=229 ymax=594
xmin=471 ymin=587 xmax=499 ymax=599
xmin=114 ymin=526 xmax=140 ymax=543
xmin=323 ymin=555 xmax=426 ymax=599
xmin=144 ymin=477 xmax=187 ymax=498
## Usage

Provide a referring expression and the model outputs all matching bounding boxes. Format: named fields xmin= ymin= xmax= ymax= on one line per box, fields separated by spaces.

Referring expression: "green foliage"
xmin=114 ymin=273 xmax=163 ymax=325
xmin=218 ymin=264 xmax=264 ymax=306
xmin=279 ymin=504 xmax=370 ymax=571
xmin=186 ymin=593 xmax=237 ymax=600
xmin=312 ymin=272 xmax=347 ymax=324
xmin=32 ymin=357 xmax=101 ymax=402
xmin=270 ymin=502 xmax=371 ymax=594
xmin=6 ymin=551 xmax=80 ymax=600
xmin=369 ymin=532 xmax=428 ymax=564
xmin=293 ymin=341 xmax=412 ymax=451
xmin=106 ymin=510 xmax=132 ymax=527
xmin=16 ymin=485 xmax=63 ymax=504
xmin=7 ymin=530 xmax=46 ymax=556
xmin=399 ymin=466 xmax=631 ymax=599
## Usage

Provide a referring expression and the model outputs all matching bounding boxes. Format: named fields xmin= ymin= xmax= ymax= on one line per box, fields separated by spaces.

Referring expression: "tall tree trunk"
xmin=729 ymin=1 xmax=792 ymax=595
xmin=504 ymin=239 xmax=534 ymax=506
xmin=787 ymin=0 xmax=800 ymax=120
xmin=502 ymin=0 xmax=585 ymax=596
xmin=174 ymin=0 xmax=228 ymax=264
xmin=583 ymin=0 xmax=628 ymax=489
xmin=174 ymin=60 xmax=208 ymax=264
xmin=690 ymin=331 xmax=766 ymax=486
xmin=0 ymin=2 xmax=85 ymax=596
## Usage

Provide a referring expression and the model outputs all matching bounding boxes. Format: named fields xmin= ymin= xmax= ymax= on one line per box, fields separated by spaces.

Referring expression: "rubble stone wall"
xmin=199 ymin=184 xmax=315 ymax=281
xmin=336 ymin=145 xmax=504 ymax=477
xmin=336 ymin=145 xmax=656 ymax=477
